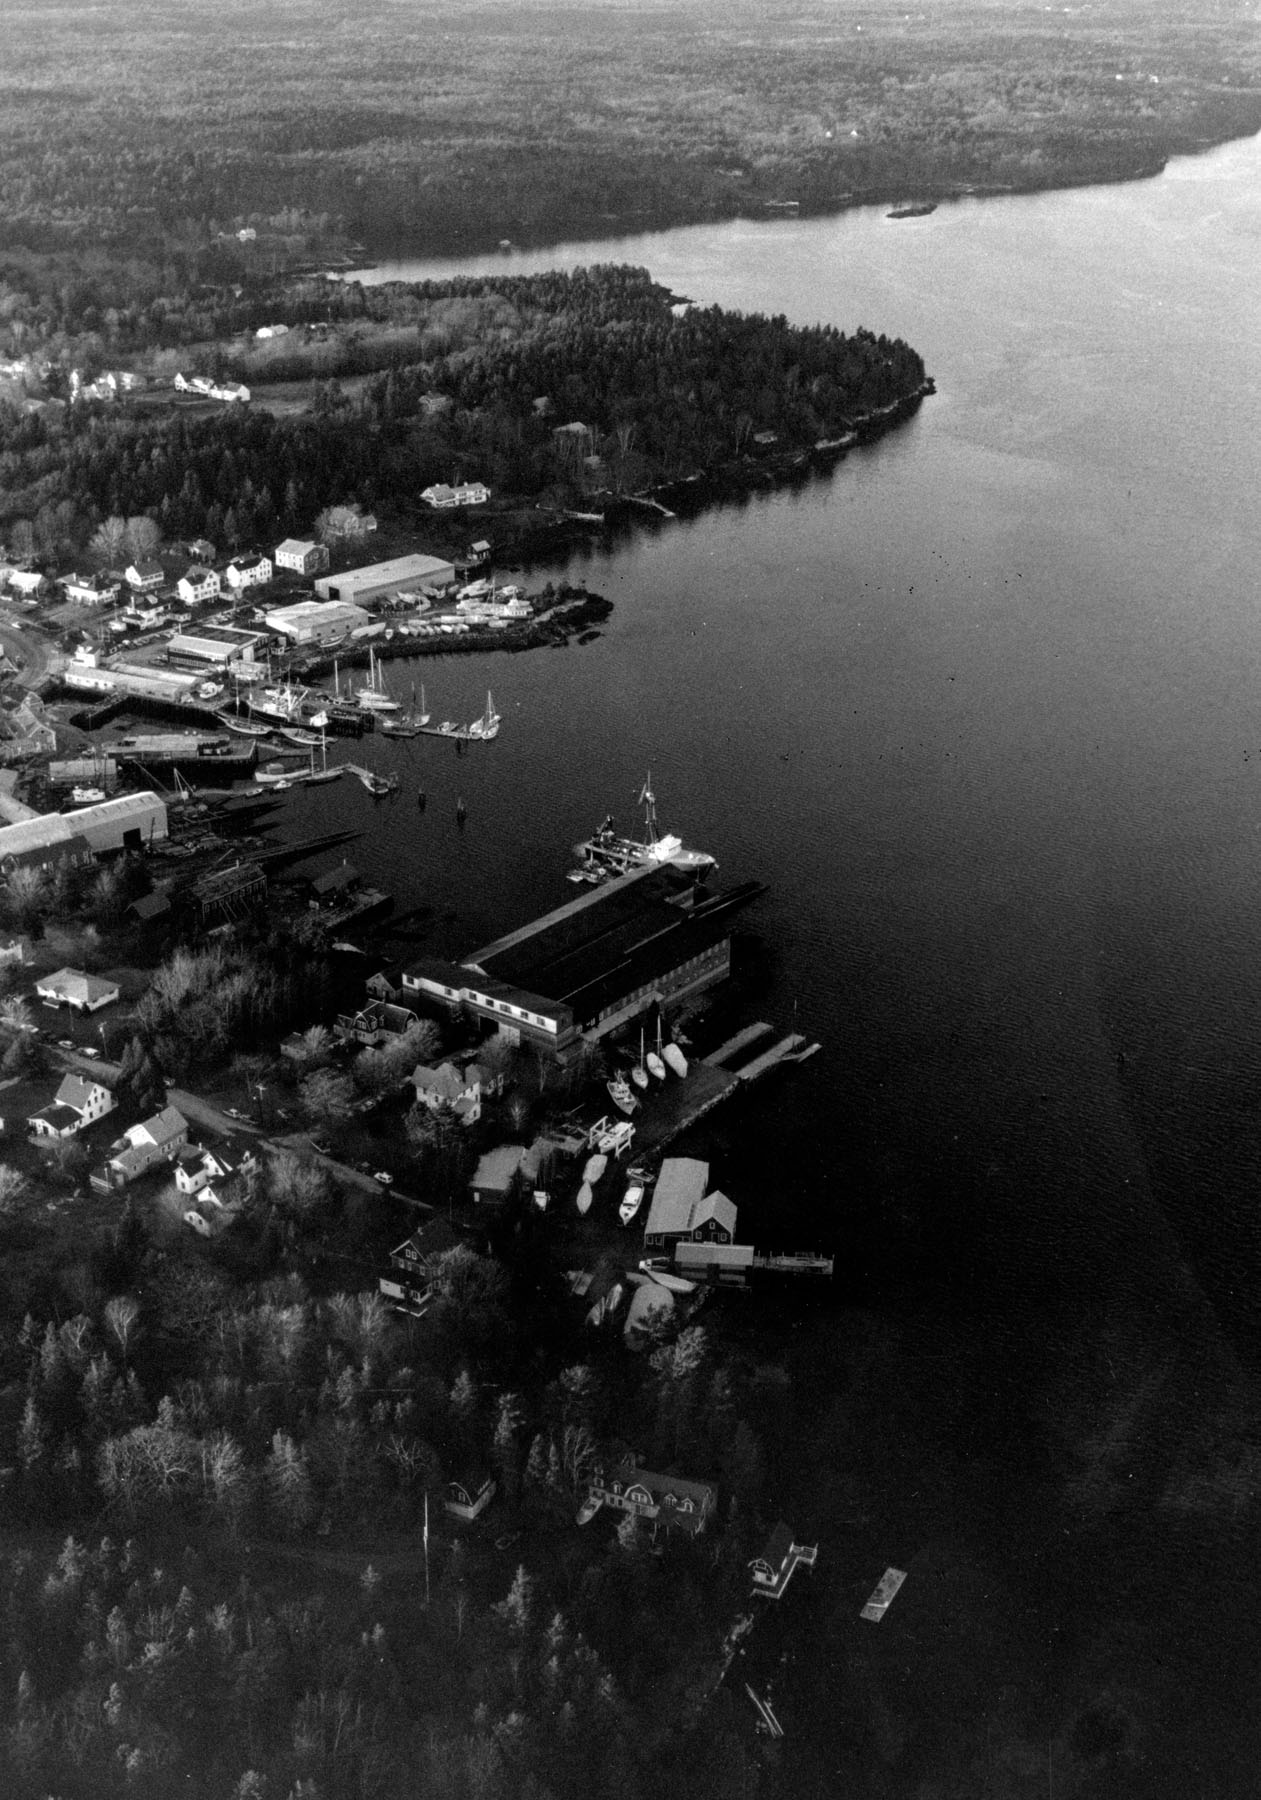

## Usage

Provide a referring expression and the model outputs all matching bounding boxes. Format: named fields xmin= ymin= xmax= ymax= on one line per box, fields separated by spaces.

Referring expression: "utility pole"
xmin=423 ymin=1489 xmax=431 ymax=1606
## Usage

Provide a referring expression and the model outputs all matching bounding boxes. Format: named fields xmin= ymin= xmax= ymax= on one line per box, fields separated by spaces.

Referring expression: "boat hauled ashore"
xmin=572 ymin=775 xmax=716 ymax=882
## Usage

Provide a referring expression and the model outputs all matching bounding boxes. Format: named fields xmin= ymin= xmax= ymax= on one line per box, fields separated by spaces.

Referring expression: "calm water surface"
xmin=284 ymin=137 xmax=1261 ymax=1789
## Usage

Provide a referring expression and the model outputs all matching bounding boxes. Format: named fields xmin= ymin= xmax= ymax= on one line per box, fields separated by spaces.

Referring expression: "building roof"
xmin=462 ymin=862 xmax=746 ymax=1026
xmin=275 ymin=538 xmax=319 ymax=557
xmin=265 ymin=599 xmax=369 ymax=630
xmin=181 ymin=564 xmax=217 ymax=583
xmin=32 ymin=1102 xmax=83 ymax=1131
xmin=674 ymin=1241 xmax=755 ymax=1269
xmin=753 ymin=1520 xmax=796 ymax=1572
xmin=643 ymin=1156 xmax=709 ymax=1239
xmin=36 ymin=967 xmax=120 ymax=1006
xmin=691 ymin=1190 xmax=737 ymax=1236
xmin=413 ymin=1060 xmax=467 ymax=1101
xmin=315 ymin=553 xmax=455 ymax=595
xmin=311 ymin=862 xmax=359 ymax=896
xmin=470 ymin=1144 xmax=525 ymax=1194
xmin=138 ymin=1104 xmax=188 ymax=1147
xmin=55 ymin=1071 xmax=109 ymax=1112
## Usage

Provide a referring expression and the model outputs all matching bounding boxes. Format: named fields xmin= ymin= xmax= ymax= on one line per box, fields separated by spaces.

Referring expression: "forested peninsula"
xmin=0 ymin=266 xmax=929 ymax=563
xmin=4 ymin=0 xmax=1260 ymax=270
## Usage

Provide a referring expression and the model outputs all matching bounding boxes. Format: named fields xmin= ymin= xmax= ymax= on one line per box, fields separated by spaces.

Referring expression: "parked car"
xmin=57 ymin=1038 xmax=74 ymax=1050
xmin=373 ymin=1171 xmax=394 ymax=1186
xmin=81 ymin=1046 xmax=100 ymax=1059
xmin=224 ymin=1106 xmax=244 ymax=1119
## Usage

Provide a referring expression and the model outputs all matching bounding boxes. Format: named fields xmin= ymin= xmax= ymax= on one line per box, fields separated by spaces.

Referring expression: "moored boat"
xmin=582 ymin=1152 xmax=608 ymax=1186
xmin=619 ymin=1169 xmax=648 ymax=1226
xmin=571 ymin=774 xmax=716 ymax=881
xmin=576 ymin=1180 xmax=594 ymax=1215
xmin=638 ymin=1258 xmax=697 ymax=1294
xmin=662 ymin=1042 xmax=688 ymax=1079
xmin=607 ymin=1074 xmax=639 ymax=1116
xmin=467 ymin=690 xmax=501 ymax=740
xmin=223 ymin=716 xmax=272 ymax=738
xmin=355 ymin=647 xmax=402 ymax=713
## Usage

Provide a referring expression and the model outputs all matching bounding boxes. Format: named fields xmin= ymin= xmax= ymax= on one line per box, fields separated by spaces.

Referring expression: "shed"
xmin=469 ymin=1144 xmax=524 ymax=1204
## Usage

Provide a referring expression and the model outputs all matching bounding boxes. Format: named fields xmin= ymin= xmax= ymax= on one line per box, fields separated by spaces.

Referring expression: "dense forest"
xmin=3 ymin=0 xmax=1260 ymax=266
xmin=0 ymin=266 xmax=928 ymax=557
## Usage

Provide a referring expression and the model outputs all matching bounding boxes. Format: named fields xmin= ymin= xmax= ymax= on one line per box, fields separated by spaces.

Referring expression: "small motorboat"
xmin=582 ymin=1152 xmax=608 ymax=1186
xmin=639 ymin=1257 xmax=696 ymax=1294
xmin=662 ymin=1042 xmax=688 ymax=1079
xmin=576 ymin=1180 xmax=594 ymax=1215
xmin=619 ymin=1171 xmax=647 ymax=1225
xmin=575 ymin=1494 xmax=603 ymax=1525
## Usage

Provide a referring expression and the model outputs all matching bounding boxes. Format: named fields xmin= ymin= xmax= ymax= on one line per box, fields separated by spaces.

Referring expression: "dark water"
xmin=279 ymin=138 xmax=1261 ymax=1788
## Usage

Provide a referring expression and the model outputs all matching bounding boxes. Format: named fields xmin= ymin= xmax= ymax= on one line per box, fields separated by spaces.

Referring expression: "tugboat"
xmin=572 ymin=775 xmax=716 ymax=881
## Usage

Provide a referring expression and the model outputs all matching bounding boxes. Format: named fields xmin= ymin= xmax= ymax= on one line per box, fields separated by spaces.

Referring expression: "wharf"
xmin=622 ymin=1063 xmax=741 ymax=1157
xmin=702 ymin=1021 xmax=774 ymax=1067
xmin=415 ymin=722 xmax=480 ymax=743
xmin=736 ymin=1033 xmax=806 ymax=1082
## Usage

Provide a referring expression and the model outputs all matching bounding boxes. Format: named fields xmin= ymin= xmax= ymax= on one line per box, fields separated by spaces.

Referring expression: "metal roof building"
xmin=0 ymin=792 xmax=167 ymax=872
xmin=264 ymin=599 xmax=370 ymax=646
xmin=315 ymin=554 xmax=456 ymax=606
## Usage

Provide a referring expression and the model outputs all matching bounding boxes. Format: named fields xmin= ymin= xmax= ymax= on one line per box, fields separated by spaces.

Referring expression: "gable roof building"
xmin=35 ymin=968 xmax=121 ymax=1013
xmin=642 ymin=1157 xmax=710 ymax=1248
xmin=589 ymin=1457 xmax=717 ymax=1537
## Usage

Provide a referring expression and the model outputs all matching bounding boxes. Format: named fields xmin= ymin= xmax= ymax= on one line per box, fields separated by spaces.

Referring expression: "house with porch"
xmin=587 ymin=1457 xmax=716 ymax=1538
xmin=379 ymin=1213 xmax=465 ymax=1316
xmin=749 ymin=1523 xmax=819 ymax=1600
xmin=175 ymin=1143 xmax=237 ymax=1196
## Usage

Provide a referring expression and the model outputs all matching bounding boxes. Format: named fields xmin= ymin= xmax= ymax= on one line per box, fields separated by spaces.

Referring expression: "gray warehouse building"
xmin=0 ymin=793 xmax=168 ymax=873
xmin=314 ymin=553 xmax=456 ymax=607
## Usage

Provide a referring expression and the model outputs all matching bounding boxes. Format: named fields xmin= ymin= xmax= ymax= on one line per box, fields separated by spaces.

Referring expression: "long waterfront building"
xmin=402 ymin=863 xmax=762 ymax=1063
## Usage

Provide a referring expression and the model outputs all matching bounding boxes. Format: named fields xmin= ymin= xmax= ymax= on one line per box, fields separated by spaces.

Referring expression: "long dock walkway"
xmin=736 ymin=1033 xmax=806 ymax=1082
xmin=702 ymin=1022 xmax=773 ymax=1068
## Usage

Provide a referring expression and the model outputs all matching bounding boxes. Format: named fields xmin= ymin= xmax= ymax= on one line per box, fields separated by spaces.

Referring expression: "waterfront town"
xmin=0 ymin=492 xmax=848 ymax=1778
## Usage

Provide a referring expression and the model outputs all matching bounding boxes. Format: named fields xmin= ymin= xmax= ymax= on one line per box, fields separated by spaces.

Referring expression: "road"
xmin=0 ymin=610 xmax=53 ymax=688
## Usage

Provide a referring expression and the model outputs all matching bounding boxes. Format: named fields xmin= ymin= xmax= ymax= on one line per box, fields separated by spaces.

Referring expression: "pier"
xmin=701 ymin=1021 xmax=774 ymax=1067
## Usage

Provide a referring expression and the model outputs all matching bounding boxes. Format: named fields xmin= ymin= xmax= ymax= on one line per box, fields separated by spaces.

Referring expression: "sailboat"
xmin=645 ymin=1019 xmax=667 ymax=1082
xmin=355 ymin=647 xmax=401 ymax=713
xmin=381 ymin=681 xmax=432 ymax=738
xmin=304 ymin=715 xmax=341 ymax=784
xmin=662 ymin=1039 xmax=688 ymax=1079
xmin=467 ymin=690 xmax=501 ymax=740
xmin=630 ymin=1027 xmax=650 ymax=1090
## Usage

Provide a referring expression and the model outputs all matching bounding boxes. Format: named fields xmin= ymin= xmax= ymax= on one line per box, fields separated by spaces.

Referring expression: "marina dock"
xmin=701 ymin=1021 xmax=774 ymax=1067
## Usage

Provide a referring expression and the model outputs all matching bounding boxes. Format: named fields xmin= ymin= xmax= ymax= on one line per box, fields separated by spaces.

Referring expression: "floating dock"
xmin=702 ymin=1022 xmax=774 ymax=1067
xmin=734 ymin=1033 xmax=806 ymax=1082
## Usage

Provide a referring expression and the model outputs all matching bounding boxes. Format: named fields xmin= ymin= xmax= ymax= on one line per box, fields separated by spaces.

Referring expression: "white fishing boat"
xmin=252 ymin=682 xmax=307 ymax=723
xmin=582 ymin=1152 xmax=608 ymax=1186
xmin=467 ymin=690 xmax=501 ymax=740
xmin=572 ymin=774 xmax=716 ymax=881
xmin=355 ymin=647 xmax=402 ymax=713
xmin=576 ymin=1180 xmax=594 ymax=1215
xmin=607 ymin=1074 xmax=639 ymax=1116
xmin=662 ymin=1042 xmax=688 ymax=1079
xmin=639 ymin=1257 xmax=697 ymax=1294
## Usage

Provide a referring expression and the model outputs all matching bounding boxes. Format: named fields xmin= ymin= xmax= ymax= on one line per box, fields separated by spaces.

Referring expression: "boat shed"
xmin=0 ymin=793 xmax=167 ymax=873
xmin=314 ymin=554 xmax=456 ymax=607
xmin=458 ymin=863 xmax=758 ymax=1062
xmin=642 ymin=1157 xmax=710 ymax=1249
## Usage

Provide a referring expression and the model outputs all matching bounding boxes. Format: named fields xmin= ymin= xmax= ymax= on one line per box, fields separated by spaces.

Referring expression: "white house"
xmin=444 ymin=1473 xmax=497 ymax=1521
xmin=7 ymin=569 xmax=45 ymax=599
xmin=61 ymin=573 xmax=121 ymax=607
xmin=98 ymin=1104 xmax=189 ymax=1188
xmin=224 ymin=553 xmax=272 ymax=590
xmin=175 ymin=1143 xmax=236 ymax=1195
xmin=125 ymin=561 xmax=165 ymax=593
xmin=273 ymin=538 xmax=329 ymax=576
xmin=29 ymin=1072 xmax=115 ymax=1138
xmin=421 ymin=482 xmax=490 ymax=509
xmin=176 ymin=565 xmax=221 ymax=607
xmin=35 ymin=967 xmax=120 ymax=1013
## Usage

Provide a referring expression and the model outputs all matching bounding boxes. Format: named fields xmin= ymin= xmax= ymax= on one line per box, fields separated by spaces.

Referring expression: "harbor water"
xmin=271 ymin=134 xmax=1261 ymax=1789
